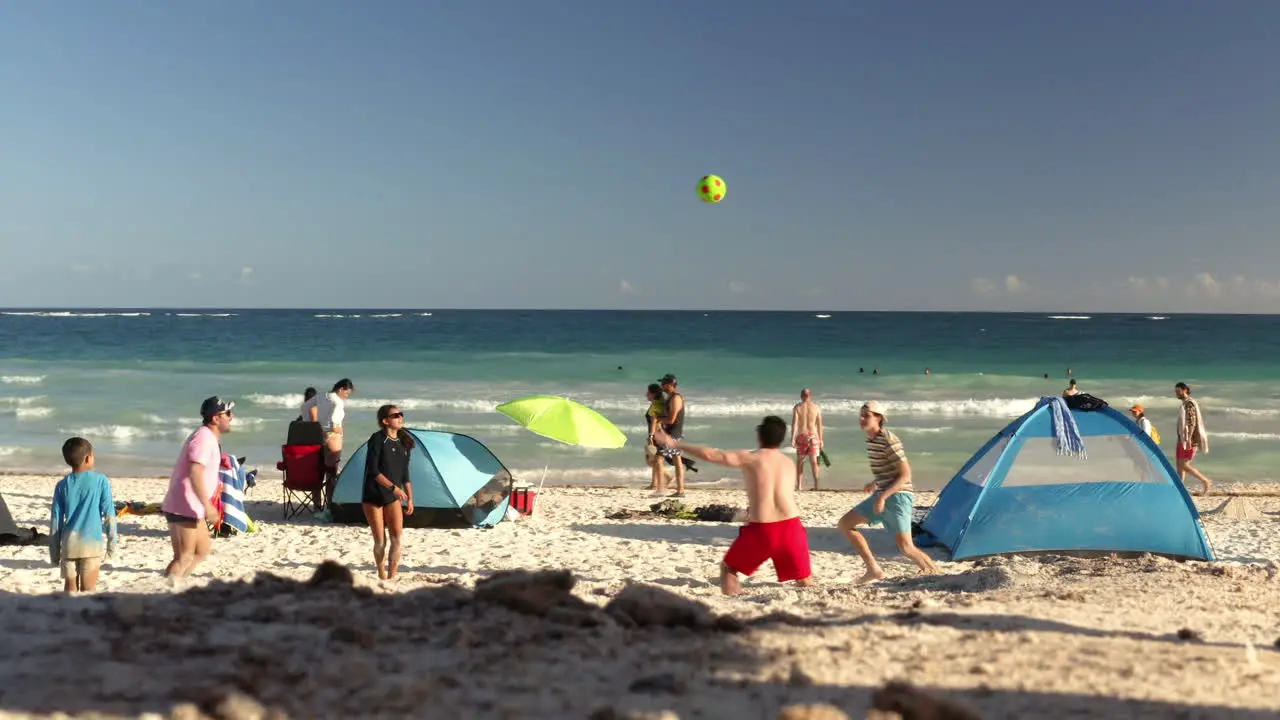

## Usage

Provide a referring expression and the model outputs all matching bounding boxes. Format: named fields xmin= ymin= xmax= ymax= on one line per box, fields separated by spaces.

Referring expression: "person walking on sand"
xmin=1174 ymin=382 xmax=1213 ymax=496
xmin=49 ymin=437 xmax=118 ymax=593
xmin=362 ymin=404 xmax=415 ymax=580
xmin=837 ymin=401 xmax=938 ymax=584
xmin=656 ymin=374 xmax=686 ymax=496
xmin=1129 ymin=404 xmax=1160 ymax=443
xmin=162 ymin=397 xmax=234 ymax=580
xmin=789 ymin=388 xmax=824 ymax=491
xmin=653 ymin=417 xmax=813 ymax=596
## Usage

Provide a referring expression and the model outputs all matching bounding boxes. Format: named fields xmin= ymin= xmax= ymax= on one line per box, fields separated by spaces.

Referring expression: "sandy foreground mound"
xmin=0 ymin=556 xmax=1278 ymax=720
xmin=2 ymin=482 xmax=1280 ymax=718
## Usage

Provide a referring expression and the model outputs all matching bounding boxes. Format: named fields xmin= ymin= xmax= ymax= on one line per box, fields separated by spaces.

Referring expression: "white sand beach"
xmin=1 ymin=477 xmax=1279 ymax=718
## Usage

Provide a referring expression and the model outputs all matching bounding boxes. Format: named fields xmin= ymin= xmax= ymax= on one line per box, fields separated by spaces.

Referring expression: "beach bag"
xmin=1150 ymin=424 xmax=1162 ymax=445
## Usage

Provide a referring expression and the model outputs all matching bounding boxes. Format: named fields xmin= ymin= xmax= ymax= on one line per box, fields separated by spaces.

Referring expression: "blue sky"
xmin=3 ymin=1 xmax=1279 ymax=312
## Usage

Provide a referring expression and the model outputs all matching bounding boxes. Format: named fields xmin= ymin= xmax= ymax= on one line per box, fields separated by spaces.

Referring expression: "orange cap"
xmin=1129 ymin=404 xmax=1145 ymax=414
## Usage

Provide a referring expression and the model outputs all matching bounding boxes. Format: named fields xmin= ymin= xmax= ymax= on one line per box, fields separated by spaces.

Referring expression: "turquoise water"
xmin=0 ymin=309 xmax=1277 ymax=489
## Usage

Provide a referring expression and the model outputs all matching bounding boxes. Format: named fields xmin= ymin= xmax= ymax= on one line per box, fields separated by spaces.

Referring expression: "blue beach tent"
xmin=918 ymin=398 xmax=1214 ymax=561
xmin=331 ymin=429 xmax=513 ymax=528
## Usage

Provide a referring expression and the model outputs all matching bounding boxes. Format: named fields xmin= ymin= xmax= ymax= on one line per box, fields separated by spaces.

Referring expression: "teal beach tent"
xmin=918 ymin=398 xmax=1213 ymax=561
xmin=330 ymin=428 xmax=513 ymax=528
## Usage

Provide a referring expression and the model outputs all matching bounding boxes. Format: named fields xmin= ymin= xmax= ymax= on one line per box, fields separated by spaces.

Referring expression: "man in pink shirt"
xmin=162 ymin=396 xmax=234 ymax=579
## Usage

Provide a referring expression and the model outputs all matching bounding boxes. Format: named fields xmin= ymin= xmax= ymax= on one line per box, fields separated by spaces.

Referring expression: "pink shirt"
xmin=161 ymin=426 xmax=221 ymax=519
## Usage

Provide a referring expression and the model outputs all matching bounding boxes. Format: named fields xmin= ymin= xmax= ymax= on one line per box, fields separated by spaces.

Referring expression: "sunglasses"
xmin=387 ymin=412 xmax=404 ymax=419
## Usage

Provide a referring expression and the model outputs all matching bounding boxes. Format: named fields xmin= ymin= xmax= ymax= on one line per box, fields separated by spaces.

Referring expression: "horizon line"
xmin=0 ymin=306 xmax=1273 ymax=316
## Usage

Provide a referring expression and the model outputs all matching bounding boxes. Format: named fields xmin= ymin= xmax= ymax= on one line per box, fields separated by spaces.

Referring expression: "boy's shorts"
xmin=60 ymin=556 xmax=102 ymax=580
xmin=853 ymin=491 xmax=915 ymax=535
xmin=723 ymin=516 xmax=812 ymax=582
xmin=1176 ymin=443 xmax=1197 ymax=462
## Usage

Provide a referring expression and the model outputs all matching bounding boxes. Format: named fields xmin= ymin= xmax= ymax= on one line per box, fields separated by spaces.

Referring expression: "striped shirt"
xmin=866 ymin=429 xmax=910 ymax=491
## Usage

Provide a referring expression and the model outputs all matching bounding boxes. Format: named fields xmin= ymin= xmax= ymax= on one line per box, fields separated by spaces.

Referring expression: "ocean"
xmin=1 ymin=309 xmax=1278 ymax=490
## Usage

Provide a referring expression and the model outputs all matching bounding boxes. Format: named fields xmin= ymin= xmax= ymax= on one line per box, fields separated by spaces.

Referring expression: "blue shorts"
xmin=853 ymin=491 xmax=914 ymax=535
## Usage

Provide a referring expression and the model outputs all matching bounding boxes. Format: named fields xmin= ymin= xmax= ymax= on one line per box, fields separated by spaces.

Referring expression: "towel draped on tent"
xmin=1045 ymin=396 xmax=1087 ymax=459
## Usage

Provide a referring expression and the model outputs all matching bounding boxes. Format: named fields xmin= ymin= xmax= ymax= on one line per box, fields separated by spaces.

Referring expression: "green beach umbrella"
xmin=495 ymin=395 xmax=627 ymax=449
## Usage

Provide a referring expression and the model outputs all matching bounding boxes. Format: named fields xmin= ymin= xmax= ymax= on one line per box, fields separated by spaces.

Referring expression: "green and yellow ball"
xmin=698 ymin=174 xmax=726 ymax=203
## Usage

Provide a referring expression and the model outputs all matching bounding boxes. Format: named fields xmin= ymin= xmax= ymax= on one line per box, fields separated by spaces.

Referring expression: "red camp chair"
xmin=278 ymin=444 xmax=325 ymax=520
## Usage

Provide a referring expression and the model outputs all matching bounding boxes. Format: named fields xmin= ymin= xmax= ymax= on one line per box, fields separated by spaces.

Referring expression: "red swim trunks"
xmin=1176 ymin=443 xmax=1197 ymax=462
xmin=793 ymin=433 xmax=820 ymax=456
xmin=723 ymin=516 xmax=812 ymax=582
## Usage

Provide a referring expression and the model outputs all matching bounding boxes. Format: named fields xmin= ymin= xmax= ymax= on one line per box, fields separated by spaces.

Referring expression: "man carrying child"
xmin=49 ymin=437 xmax=118 ymax=593
xmin=654 ymin=416 xmax=813 ymax=596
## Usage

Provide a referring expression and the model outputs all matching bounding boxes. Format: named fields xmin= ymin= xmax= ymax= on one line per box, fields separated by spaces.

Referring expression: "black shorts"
xmin=165 ymin=512 xmax=199 ymax=527
xmin=362 ymin=481 xmax=399 ymax=507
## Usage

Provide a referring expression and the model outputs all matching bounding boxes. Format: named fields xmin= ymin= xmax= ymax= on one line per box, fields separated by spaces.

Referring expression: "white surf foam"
xmin=1048 ymin=315 xmax=1091 ymax=320
xmin=1147 ymin=316 xmax=1169 ymax=320
xmin=15 ymin=406 xmax=53 ymax=420
xmin=0 ymin=311 xmax=150 ymax=318
xmin=1 ymin=375 xmax=44 ymax=384
xmin=815 ymin=314 xmax=831 ymax=319
xmin=0 ymin=395 xmax=47 ymax=408
xmin=1214 ymin=432 xmax=1280 ymax=441
xmin=0 ymin=446 xmax=32 ymax=457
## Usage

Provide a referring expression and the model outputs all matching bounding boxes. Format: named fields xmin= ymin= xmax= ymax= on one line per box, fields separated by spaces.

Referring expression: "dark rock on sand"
xmin=605 ymin=584 xmax=718 ymax=629
xmin=779 ymin=705 xmax=851 ymax=720
xmin=870 ymin=681 xmax=981 ymax=720
xmin=1176 ymin=627 xmax=1204 ymax=642
xmin=474 ymin=569 xmax=599 ymax=620
xmin=628 ymin=671 xmax=687 ymax=695
xmin=308 ymin=559 xmax=355 ymax=587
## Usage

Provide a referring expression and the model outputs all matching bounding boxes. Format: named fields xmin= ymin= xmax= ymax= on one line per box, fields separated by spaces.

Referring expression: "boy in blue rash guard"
xmin=49 ymin=437 xmax=118 ymax=593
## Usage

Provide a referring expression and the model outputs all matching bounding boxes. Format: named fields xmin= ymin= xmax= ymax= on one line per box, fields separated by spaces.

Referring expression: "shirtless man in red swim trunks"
xmin=790 ymin=388 xmax=824 ymax=491
xmin=654 ymin=416 xmax=814 ymax=596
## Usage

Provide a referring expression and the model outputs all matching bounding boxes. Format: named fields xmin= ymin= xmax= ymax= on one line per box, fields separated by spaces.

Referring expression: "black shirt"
xmin=363 ymin=430 xmax=411 ymax=491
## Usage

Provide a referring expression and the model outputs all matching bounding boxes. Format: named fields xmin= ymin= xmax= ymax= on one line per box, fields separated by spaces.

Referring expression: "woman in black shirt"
xmin=362 ymin=404 xmax=415 ymax=580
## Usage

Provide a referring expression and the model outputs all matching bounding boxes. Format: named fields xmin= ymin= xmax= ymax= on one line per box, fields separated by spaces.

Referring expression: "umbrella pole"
xmin=537 ymin=463 xmax=549 ymax=496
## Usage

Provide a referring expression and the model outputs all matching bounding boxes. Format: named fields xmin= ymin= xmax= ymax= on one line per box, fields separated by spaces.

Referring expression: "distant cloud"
xmin=618 ymin=279 xmax=635 ymax=295
xmin=1004 ymin=275 xmax=1025 ymax=293
xmin=728 ymin=280 xmax=748 ymax=294
xmin=1189 ymin=272 xmax=1220 ymax=298
xmin=239 ymin=266 xmax=254 ymax=285
xmin=969 ymin=277 xmax=997 ymax=296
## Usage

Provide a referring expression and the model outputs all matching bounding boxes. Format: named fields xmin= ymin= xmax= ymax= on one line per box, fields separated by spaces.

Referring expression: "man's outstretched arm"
xmin=654 ymin=430 xmax=748 ymax=468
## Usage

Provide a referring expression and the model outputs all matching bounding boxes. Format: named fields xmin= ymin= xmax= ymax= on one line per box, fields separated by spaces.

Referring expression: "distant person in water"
xmin=1063 ymin=379 xmax=1079 ymax=398
xmin=924 ymin=367 xmax=931 ymax=376
xmin=653 ymin=417 xmax=813 ymax=596
xmin=789 ymin=388 xmax=824 ymax=491
xmin=837 ymin=401 xmax=938 ymax=584
xmin=297 ymin=387 xmax=318 ymax=423
xmin=1174 ymin=383 xmax=1213 ymax=496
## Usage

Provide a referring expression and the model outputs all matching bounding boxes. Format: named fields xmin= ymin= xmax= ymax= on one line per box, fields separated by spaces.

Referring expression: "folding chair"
xmin=278 ymin=444 xmax=325 ymax=520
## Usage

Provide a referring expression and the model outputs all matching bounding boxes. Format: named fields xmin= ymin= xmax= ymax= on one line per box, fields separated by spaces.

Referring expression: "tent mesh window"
xmin=1000 ymin=435 xmax=1167 ymax=487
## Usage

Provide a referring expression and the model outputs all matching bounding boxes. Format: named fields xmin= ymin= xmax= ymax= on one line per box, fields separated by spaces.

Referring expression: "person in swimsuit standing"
xmin=789 ymin=388 xmax=824 ymax=491
xmin=656 ymin=374 xmax=686 ymax=496
xmin=361 ymin=404 xmax=414 ymax=580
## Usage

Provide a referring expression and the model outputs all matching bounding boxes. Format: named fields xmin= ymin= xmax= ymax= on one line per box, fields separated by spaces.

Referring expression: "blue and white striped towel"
xmin=219 ymin=454 xmax=256 ymax=534
xmin=1045 ymin=396 xmax=1087 ymax=459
